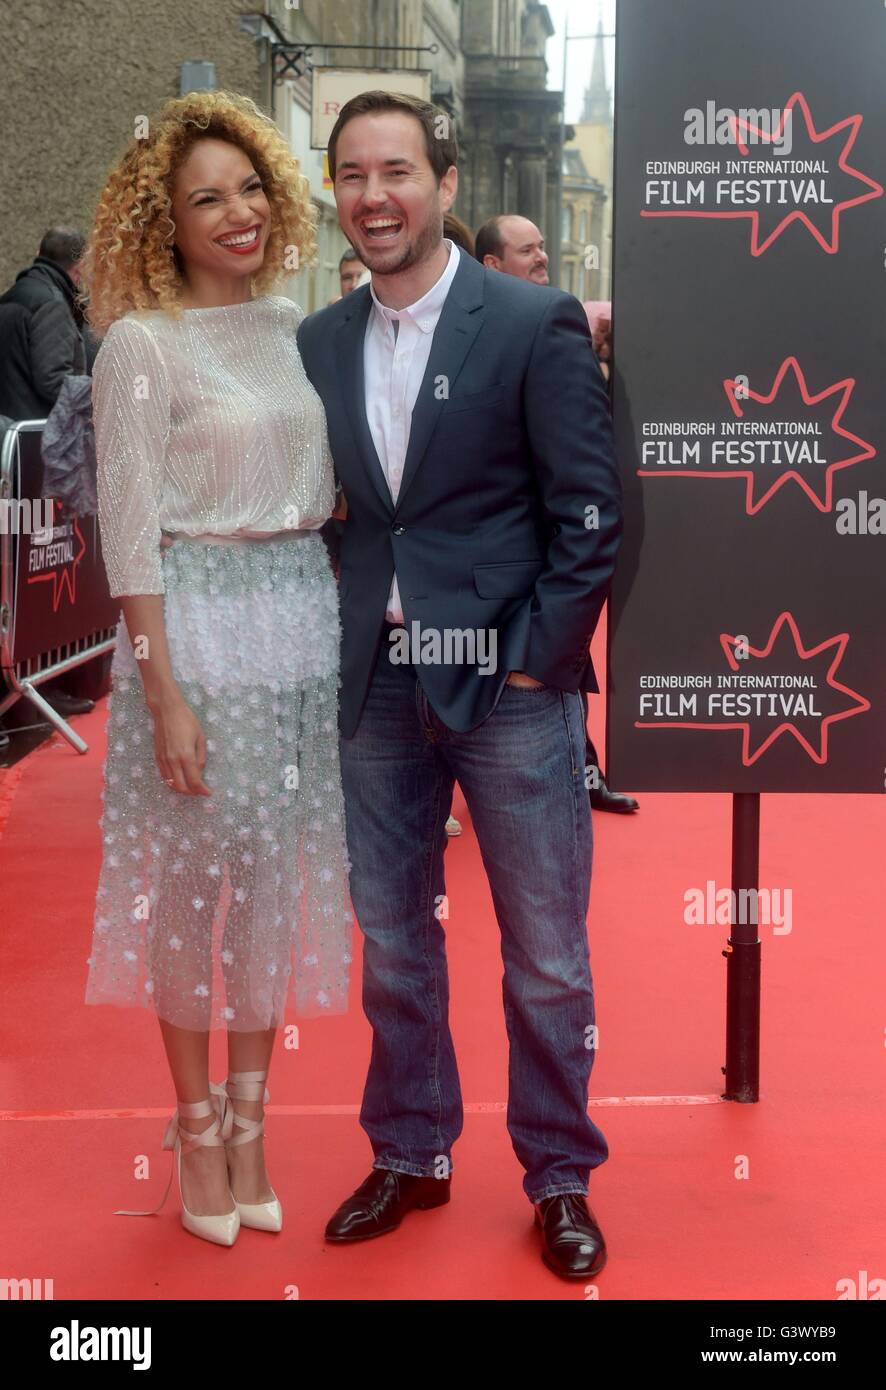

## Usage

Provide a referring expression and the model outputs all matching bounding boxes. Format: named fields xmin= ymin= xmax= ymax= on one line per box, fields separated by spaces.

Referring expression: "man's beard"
xmin=358 ymin=209 xmax=443 ymax=277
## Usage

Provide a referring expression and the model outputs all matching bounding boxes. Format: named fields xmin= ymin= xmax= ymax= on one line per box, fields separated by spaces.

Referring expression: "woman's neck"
xmin=179 ymin=267 xmax=253 ymax=310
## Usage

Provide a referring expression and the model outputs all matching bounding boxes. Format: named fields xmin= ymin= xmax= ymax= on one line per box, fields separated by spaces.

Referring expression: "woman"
xmin=80 ymin=91 xmax=352 ymax=1245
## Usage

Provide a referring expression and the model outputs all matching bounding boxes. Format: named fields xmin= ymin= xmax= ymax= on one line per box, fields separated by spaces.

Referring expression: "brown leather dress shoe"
xmin=325 ymin=1168 xmax=451 ymax=1242
xmin=535 ymin=1193 xmax=607 ymax=1278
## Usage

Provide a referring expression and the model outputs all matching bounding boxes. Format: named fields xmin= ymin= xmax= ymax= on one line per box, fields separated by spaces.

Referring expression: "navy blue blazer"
xmin=297 ymin=251 xmax=623 ymax=739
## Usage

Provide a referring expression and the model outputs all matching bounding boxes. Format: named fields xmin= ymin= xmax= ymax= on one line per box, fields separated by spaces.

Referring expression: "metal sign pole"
xmin=723 ymin=792 xmax=762 ymax=1101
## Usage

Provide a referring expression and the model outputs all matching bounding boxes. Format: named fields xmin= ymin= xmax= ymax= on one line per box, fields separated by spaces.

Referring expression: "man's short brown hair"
xmin=327 ymin=90 xmax=458 ymax=184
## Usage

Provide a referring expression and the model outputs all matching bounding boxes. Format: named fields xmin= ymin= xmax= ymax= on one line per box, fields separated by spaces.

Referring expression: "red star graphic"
xmin=641 ymin=90 xmax=883 ymax=255
xmin=26 ymin=507 xmax=87 ymax=611
xmin=637 ymin=357 xmax=876 ymax=514
xmin=635 ymin=612 xmax=870 ymax=766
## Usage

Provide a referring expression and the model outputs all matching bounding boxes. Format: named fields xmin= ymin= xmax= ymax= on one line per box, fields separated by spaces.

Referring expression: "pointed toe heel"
xmin=217 ymin=1070 xmax=283 ymax=1232
xmin=116 ymin=1095 xmax=240 ymax=1247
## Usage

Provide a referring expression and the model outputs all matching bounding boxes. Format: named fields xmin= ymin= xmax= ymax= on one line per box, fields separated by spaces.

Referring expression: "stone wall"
xmin=1 ymin=0 xmax=264 ymax=289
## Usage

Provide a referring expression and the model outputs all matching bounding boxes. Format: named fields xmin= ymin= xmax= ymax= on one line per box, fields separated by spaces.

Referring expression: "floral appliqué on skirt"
xmin=85 ymin=534 xmax=353 ymax=1031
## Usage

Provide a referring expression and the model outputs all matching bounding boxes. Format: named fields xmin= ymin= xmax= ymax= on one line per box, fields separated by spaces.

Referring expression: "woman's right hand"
xmin=150 ymin=691 xmax=211 ymax=795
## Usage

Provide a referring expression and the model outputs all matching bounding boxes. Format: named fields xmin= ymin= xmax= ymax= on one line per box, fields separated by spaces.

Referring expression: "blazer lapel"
xmin=335 ymin=254 xmax=487 ymax=514
xmin=395 ymin=254 xmax=486 ymax=512
xmin=336 ymin=288 xmax=393 ymax=511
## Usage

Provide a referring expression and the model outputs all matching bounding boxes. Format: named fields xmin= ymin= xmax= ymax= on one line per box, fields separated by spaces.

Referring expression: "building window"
xmin=503 ymin=153 xmax=515 ymax=212
xmin=499 ymin=0 xmax=513 ymax=54
xmin=562 ymin=205 xmax=573 ymax=242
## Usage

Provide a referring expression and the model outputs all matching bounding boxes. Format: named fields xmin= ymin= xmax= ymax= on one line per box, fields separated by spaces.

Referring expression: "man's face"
xmin=339 ymin=258 xmax=366 ymax=295
xmin=489 ymin=216 xmax=549 ymax=285
xmin=333 ymin=111 xmax=457 ymax=276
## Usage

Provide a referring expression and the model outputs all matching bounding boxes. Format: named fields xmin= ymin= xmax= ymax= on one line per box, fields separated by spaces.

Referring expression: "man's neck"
xmin=371 ymin=239 xmax=451 ymax=312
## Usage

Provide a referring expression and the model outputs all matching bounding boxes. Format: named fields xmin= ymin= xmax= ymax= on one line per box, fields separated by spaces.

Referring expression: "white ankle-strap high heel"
xmin=116 ymin=1094 xmax=240 ymax=1247
xmin=218 ymin=1070 xmax=283 ymax=1233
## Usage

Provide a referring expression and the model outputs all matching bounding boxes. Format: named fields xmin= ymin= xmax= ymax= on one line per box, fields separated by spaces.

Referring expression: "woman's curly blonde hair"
xmin=80 ymin=90 xmax=317 ymax=333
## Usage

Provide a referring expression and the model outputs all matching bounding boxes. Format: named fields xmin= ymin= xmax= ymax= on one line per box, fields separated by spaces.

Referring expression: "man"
xmin=339 ymin=247 xmax=367 ymax=297
xmin=297 ymin=92 xmax=622 ymax=1279
xmin=0 ymin=228 xmax=94 ymax=727
xmin=0 ymin=228 xmax=87 ymax=419
xmin=475 ymin=214 xmax=550 ymax=285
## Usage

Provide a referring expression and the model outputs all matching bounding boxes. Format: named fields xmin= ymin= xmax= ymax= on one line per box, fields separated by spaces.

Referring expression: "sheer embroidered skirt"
xmin=85 ymin=533 xmax=353 ymax=1031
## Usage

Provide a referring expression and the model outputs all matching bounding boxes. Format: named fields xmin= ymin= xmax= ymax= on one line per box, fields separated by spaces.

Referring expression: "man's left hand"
xmin=506 ymin=671 xmax=545 ymax=688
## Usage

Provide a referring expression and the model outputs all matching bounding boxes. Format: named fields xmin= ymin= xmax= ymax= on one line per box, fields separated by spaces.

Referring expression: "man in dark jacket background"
xmin=0 ymin=228 xmax=95 ymax=743
xmin=0 ymin=228 xmax=88 ymax=420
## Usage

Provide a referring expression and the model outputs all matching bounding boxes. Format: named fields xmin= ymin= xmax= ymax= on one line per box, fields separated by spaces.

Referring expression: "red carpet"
xmin=2 ymin=631 xmax=884 ymax=1300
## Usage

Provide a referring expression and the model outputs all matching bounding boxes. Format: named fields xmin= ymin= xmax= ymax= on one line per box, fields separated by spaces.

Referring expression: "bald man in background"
xmin=475 ymin=215 xmax=550 ymax=285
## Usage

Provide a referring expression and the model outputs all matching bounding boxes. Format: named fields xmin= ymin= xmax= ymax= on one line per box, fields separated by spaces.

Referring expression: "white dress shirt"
xmin=363 ymin=239 xmax=461 ymax=623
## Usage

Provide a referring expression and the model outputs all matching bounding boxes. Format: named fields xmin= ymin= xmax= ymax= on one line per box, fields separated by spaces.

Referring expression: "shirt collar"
xmin=369 ymin=240 xmax=461 ymax=335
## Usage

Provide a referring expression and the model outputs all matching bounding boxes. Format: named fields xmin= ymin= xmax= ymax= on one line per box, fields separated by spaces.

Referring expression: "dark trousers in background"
xmin=580 ymin=689 xmax=603 ymax=784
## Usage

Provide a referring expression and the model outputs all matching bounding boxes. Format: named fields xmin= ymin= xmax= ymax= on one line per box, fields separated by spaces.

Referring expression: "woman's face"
xmin=170 ymin=137 xmax=271 ymax=283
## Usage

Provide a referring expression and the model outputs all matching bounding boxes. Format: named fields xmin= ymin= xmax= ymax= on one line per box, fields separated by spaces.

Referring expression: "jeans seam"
xmin=421 ymin=755 xmax=447 ymax=1162
xmin=560 ymin=692 xmax=584 ymax=929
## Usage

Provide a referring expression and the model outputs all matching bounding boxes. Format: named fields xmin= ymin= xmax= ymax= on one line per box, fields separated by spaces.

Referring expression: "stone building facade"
xmin=458 ymin=2 xmax=564 ymax=283
xmin=565 ymin=17 xmax=614 ymax=298
xmin=1 ymin=0 xmax=264 ymax=294
xmin=1 ymin=1 xmax=566 ymax=305
xmin=560 ymin=146 xmax=607 ymax=303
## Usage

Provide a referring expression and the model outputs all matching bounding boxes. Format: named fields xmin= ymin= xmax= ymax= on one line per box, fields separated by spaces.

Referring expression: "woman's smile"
xmin=214 ymin=224 xmax=263 ymax=255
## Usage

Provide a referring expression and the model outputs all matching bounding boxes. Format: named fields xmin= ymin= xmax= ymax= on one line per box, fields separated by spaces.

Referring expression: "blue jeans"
xmin=339 ymin=635 xmax=608 ymax=1202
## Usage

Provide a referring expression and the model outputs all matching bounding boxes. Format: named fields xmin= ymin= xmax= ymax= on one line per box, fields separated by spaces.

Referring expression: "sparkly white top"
xmin=92 ymin=295 xmax=335 ymax=597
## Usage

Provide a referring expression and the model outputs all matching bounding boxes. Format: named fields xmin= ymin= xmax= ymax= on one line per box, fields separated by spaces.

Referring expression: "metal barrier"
xmin=0 ymin=419 xmax=118 ymax=753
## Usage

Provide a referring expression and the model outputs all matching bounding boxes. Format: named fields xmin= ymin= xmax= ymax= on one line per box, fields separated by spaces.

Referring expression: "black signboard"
xmin=608 ymin=0 xmax=886 ymax=792
xmin=9 ymin=425 xmax=119 ymax=663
